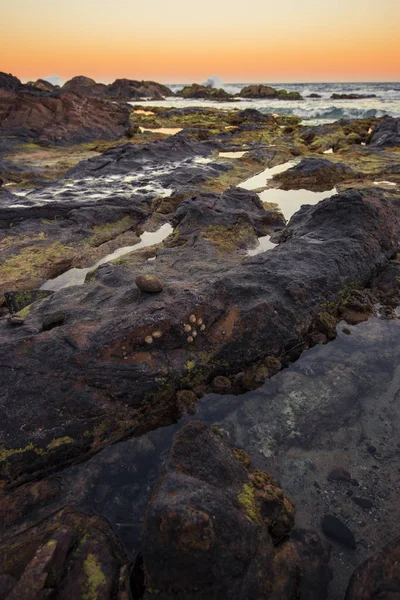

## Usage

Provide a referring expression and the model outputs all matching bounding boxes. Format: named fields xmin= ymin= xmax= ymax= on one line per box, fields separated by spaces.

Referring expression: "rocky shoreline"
xmin=0 ymin=71 xmax=399 ymax=599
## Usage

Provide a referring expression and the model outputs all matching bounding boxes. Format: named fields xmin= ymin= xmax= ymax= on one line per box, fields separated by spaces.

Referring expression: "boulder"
xmin=239 ymin=85 xmax=302 ymax=100
xmin=368 ymin=116 xmax=400 ymax=148
xmin=272 ymin=157 xmax=358 ymax=189
xmin=106 ymin=78 xmax=173 ymax=100
xmin=179 ymin=83 xmax=233 ymax=101
xmin=61 ymin=75 xmax=108 ymax=97
xmin=135 ymin=274 xmax=164 ymax=293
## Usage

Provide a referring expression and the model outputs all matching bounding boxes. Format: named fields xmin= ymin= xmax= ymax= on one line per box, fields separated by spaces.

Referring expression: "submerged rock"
xmin=141 ymin=421 xmax=330 ymax=599
xmin=346 ymin=537 xmax=400 ymax=599
xmin=321 ymin=515 xmax=356 ymax=549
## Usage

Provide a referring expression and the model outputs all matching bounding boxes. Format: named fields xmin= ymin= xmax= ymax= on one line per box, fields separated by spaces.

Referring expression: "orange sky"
xmin=1 ymin=0 xmax=400 ymax=83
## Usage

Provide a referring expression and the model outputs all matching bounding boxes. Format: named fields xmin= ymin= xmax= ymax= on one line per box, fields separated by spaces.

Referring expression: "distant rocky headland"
xmin=0 ymin=70 xmax=399 ymax=599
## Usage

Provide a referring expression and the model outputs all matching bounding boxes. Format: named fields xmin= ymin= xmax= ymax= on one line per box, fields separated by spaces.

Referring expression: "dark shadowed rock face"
xmin=346 ymin=537 xmax=400 ymax=599
xmin=272 ymin=157 xmax=358 ymax=190
xmin=0 ymin=72 xmax=23 ymax=92
xmin=368 ymin=116 xmax=400 ymax=148
xmin=0 ymin=91 xmax=132 ymax=145
xmin=142 ymin=421 xmax=331 ymax=599
xmin=0 ymin=507 xmax=130 ymax=599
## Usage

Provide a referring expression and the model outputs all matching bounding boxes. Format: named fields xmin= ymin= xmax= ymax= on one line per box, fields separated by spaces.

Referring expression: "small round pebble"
xmin=135 ymin=274 xmax=163 ymax=293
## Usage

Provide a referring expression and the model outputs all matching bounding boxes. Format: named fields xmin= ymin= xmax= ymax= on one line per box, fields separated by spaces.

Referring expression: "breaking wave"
xmin=259 ymin=105 xmax=400 ymax=121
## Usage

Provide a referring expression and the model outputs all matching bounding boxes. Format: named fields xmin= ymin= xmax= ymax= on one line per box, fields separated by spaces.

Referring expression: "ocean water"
xmin=140 ymin=81 xmax=400 ymax=125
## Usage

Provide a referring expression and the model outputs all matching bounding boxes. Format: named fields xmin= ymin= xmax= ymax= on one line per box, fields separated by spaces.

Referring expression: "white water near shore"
xmin=132 ymin=82 xmax=400 ymax=125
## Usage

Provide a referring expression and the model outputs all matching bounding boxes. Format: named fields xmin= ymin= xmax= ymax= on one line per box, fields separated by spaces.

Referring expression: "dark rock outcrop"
xmin=331 ymin=93 xmax=376 ymax=100
xmin=61 ymin=75 xmax=173 ymax=100
xmin=346 ymin=537 xmax=400 ymax=599
xmin=0 ymin=72 xmax=24 ymax=92
xmin=368 ymin=116 xmax=400 ymax=148
xmin=0 ymin=187 xmax=399 ymax=483
xmin=141 ymin=421 xmax=331 ymax=599
xmin=239 ymin=85 xmax=302 ymax=100
xmin=179 ymin=83 xmax=233 ymax=101
xmin=0 ymin=507 xmax=130 ymax=599
xmin=0 ymin=91 xmax=132 ymax=144
xmin=272 ymin=157 xmax=358 ymax=189
xmin=106 ymin=78 xmax=173 ymax=100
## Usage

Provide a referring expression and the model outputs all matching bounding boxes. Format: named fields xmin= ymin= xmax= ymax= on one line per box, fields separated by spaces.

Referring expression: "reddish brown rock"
xmin=0 ymin=507 xmax=130 ymax=599
xmin=0 ymin=91 xmax=131 ymax=145
xmin=346 ymin=537 xmax=400 ymax=599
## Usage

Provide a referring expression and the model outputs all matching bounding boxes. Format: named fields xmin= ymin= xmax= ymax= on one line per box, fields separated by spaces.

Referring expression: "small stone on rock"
xmin=327 ymin=468 xmax=352 ymax=482
xmin=7 ymin=315 xmax=24 ymax=326
xmin=352 ymin=497 xmax=373 ymax=509
xmin=145 ymin=336 xmax=153 ymax=344
xmin=135 ymin=274 xmax=163 ymax=293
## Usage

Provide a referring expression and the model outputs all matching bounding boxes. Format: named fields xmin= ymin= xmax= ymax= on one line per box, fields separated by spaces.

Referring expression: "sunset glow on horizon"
xmin=2 ymin=0 xmax=400 ymax=84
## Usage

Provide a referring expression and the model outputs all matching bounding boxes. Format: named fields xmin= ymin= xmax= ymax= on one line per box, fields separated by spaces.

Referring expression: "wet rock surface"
xmin=1 ymin=93 xmax=400 ymax=600
xmin=0 ymin=188 xmax=399 ymax=485
xmin=141 ymin=421 xmax=331 ymax=600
